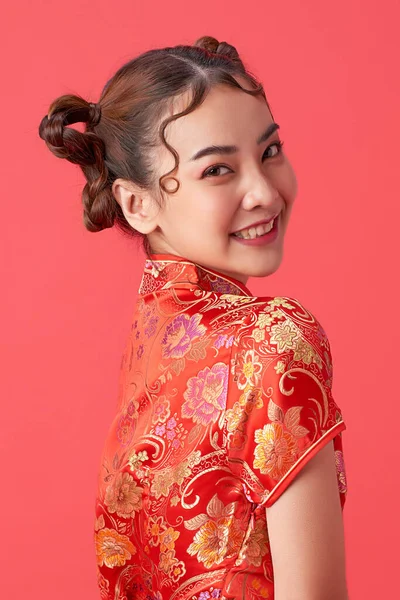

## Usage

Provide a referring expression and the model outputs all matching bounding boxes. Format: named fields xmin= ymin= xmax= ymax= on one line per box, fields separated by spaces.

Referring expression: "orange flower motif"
xmin=254 ymin=423 xmax=298 ymax=480
xmin=104 ymin=472 xmax=143 ymax=518
xmin=159 ymin=549 xmax=176 ymax=574
xmin=187 ymin=516 xmax=244 ymax=568
xmin=95 ymin=528 xmax=136 ymax=568
xmin=147 ymin=515 xmax=166 ymax=546
xmin=160 ymin=526 xmax=180 ymax=553
xmin=170 ymin=559 xmax=186 ymax=582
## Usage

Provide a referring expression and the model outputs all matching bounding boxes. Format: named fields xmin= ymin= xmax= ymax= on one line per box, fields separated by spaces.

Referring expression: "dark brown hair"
xmin=38 ymin=36 xmax=270 ymax=255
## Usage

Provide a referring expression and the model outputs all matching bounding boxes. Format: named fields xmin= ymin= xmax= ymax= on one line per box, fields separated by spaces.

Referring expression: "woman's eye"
xmin=202 ymin=165 xmax=232 ymax=178
xmin=263 ymin=141 xmax=284 ymax=160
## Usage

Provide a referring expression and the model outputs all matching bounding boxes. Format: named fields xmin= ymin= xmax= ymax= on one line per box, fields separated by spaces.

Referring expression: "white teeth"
xmin=234 ymin=218 xmax=275 ymax=239
xmin=249 ymin=227 xmax=257 ymax=238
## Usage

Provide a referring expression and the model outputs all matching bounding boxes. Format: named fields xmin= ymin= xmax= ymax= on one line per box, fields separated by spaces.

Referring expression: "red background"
xmin=2 ymin=0 xmax=399 ymax=597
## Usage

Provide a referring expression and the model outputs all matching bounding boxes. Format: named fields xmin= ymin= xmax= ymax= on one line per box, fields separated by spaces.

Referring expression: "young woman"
xmin=39 ymin=36 xmax=349 ymax=600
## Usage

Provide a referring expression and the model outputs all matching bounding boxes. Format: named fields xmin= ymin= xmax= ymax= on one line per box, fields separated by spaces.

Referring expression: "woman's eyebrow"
xmin=188 ymin=122 xmax=280 ymax=162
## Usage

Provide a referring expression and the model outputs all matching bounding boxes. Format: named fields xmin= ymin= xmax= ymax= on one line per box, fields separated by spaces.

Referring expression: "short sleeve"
xmin=227 ymin=296 xmax=347 ymax=508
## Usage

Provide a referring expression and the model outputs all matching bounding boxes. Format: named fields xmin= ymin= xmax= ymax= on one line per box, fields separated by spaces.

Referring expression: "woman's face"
xmin=146 ymin=82 xmax=298 ymax=285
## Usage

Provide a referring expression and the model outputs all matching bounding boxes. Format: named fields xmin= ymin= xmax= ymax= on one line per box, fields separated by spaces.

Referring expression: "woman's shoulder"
xmin=233 ymin=294 xmax=330 ymax=348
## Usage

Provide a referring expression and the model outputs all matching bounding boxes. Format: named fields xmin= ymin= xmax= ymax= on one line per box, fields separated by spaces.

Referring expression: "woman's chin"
xmin=242 ymin=248 xmax=284 ymax=279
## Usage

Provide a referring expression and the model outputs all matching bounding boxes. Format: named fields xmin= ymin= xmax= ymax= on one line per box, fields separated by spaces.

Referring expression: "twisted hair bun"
xmin=38 ymin=94 xmax=116 ymax=233
xmin=193 ymin=36 xmax=242 ymax=65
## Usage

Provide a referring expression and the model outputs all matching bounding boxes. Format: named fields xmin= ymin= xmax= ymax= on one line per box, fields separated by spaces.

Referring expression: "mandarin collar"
xmin=138 ymin=253 xmax=253 ymax=297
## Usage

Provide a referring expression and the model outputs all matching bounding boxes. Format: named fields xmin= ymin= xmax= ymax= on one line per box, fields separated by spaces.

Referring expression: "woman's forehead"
xmin=164 ymin=86 xmax=272 ymax=150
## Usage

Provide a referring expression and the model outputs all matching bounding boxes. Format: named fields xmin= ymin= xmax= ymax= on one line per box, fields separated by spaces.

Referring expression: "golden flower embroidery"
xmin=95 ymin=528 xmax=136 ymax=568
xmin=269 ymin=320 xmax=299 ymax=353
xmin=104 ymin=472 xmax=143 ymax=518
xmin=188 ymin=516 xmax=244 ymax=568
xmin=274 ymin=360 xmax=286 ymax=374
xmin=292 ymin=339 xmax=317 ymax=365
xmin=251 ymin=328 xmax=266 ymax=342
xmin=173 ymin=461 xmax=191 ymax=485
xmin=267 ymin=297 xmax=295 ymax=309
xmin=256 ymin=311 xmax=275 ymax=329
xmin=151 ymin=470 xmax=174 ymax=499
xmin=128 ymin=450 xmax=148 ymax=471
xmin=234 ymin=350 xmax=263 ymax=390
xmin=254 ymin=423 xmax=298 ymax=480
xmin=186 ymin=494 xmax=244 ymax=568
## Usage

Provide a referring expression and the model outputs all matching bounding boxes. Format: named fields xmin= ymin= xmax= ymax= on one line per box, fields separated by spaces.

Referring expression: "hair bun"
xmin=193 ymin=36 xmax=241 ymax=64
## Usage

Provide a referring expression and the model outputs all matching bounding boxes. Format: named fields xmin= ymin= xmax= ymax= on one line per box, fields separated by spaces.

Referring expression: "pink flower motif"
xmin=214 ymin=335 xmax=227 ymax=349
xmin=172 ymin=438 xmax=181 ymax=449
xmin=155 ymin=424 xmax=166 ymax=436
xmin=182 ymin=362 xmax=228 ymax=426
xmin=167 ymin=429 xmax=176 ymax=440
xmin=167 ymin=417 xmax=177 ymax=430
xmin=215 ymin=334 xmax=235 ymax=349
xmin=162 ymin=313 xmax=206 ymax=359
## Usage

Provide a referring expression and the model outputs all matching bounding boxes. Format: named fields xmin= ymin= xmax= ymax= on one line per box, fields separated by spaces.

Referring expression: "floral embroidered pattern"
xmin=104 ymin=472 xmax=143 ymax=518
xmin=182 ymin=363 xmax=229 ymax=426
xmin=94 ymin=254 xmax=347 ymax=599
xmin=254 ymin=422 xmax=299 ymax=479
xmin=95 ymin=528 xmax=136 ymax=568
xmin=162 ymin=313 xmax=207 ymax=359
xmin=186 ymin=495 xmax=245 ymax=568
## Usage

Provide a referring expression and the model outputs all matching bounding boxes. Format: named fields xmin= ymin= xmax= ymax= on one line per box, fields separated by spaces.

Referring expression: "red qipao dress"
xmin=94 ymin=253 xmax=348 ymax=600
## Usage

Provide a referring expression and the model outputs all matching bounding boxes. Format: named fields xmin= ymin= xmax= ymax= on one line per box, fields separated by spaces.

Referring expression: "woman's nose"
xmin=241 ymin=177 xmax=280 ymax=211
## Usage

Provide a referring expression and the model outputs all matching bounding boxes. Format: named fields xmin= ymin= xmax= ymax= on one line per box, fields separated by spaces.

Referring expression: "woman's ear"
xmin=112 ymin=178 xmax=160 ymax=234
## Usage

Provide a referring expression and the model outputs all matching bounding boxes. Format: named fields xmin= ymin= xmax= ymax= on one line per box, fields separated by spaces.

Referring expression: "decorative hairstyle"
xmin=38 ymin=35 xmax=270 ymax=256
